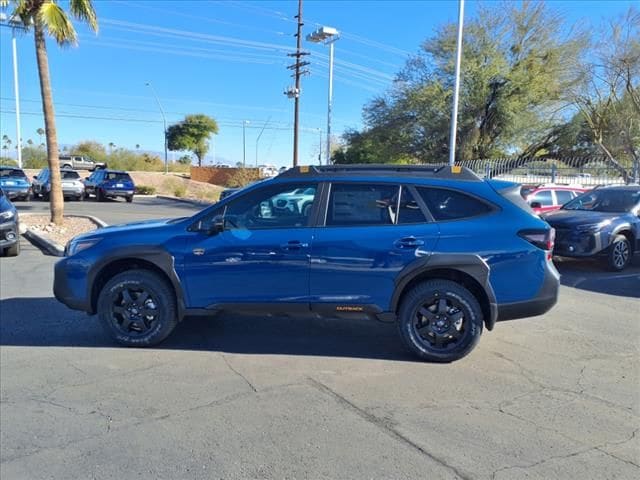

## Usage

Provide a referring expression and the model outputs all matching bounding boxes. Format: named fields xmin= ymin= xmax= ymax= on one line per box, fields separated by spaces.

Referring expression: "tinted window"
xmin=417 ymin=187 xmax=491 ymax=221
xmin=397 ymin=187 xmax=427 ymax=224
xmin=61 ymin=170 xmax=80 ymax=180
xmin=563 ymin=189 xmax=640 ymax=213
xmin=223 ymin=183 xmax=317 ymax=229
xmin=555 ymin=190 xmax=574 ymax=205
xmin=0 ymin=169 xmax=26 ymax=178
xmin=327 ymin=184 xmax=399 ymax=226
xmin=529 ymin=190 xmax=553 ymax=206
xmin=105 ymin=172 xmax=132 ymax=181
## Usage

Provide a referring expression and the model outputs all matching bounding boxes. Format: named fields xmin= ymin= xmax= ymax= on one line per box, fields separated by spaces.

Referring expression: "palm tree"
xmin=4 ymin=1 xmax=98 ymax=224
xmin=108 ymin=142 xmax=115 ymax=154
xmin=27 ymin=139 xmax=34 ymax=146
xmin=36 ymin=127 xmax=44 ymax=145
xmin=135 ymin=144 xmax=140 ymax=150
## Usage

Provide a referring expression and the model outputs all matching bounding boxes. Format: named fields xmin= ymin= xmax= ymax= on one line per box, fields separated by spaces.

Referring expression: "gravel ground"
xmin=20 ymin=215 xmax=98 ymax=246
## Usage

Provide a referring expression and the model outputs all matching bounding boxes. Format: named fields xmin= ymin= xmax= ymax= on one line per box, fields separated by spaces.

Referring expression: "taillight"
xmin=519 ymin=228 xmax=555 ymax=252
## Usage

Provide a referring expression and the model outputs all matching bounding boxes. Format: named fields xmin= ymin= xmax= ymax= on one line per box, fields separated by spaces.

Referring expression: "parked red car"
xmin=521 ymin=184 xmax=588 ymax=214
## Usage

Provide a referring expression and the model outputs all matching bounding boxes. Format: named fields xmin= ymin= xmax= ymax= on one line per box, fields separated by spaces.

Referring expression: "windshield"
xmin=0 ymin=168 xmax=27 ymax=179
xmin=563 ymin=189 xmax=640 ymax=213
xmin=61 ymin=171 xmax=81 ymax=180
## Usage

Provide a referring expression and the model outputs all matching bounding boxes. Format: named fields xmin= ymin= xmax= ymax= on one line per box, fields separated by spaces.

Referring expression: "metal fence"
xmin=458 ymin=156 xmax=639 ymax=186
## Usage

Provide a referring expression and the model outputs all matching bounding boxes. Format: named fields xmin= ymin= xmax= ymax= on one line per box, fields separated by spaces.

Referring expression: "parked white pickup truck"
xmin=59 ymin=155 xmax=107 ymax=171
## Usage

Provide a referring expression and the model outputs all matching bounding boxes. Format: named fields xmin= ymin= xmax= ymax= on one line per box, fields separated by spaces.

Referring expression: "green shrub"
xmin=173 ymin=185 xmax=187 ymax=197
xmin=135 ymin=185 xmax=156 ymax=195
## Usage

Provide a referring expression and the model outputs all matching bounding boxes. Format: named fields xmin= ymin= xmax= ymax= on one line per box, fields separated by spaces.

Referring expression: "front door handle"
xmin=280 ymin=240 xmax=309 ymax=251
xmin=395 ymin=236 xmax=425 ymax=248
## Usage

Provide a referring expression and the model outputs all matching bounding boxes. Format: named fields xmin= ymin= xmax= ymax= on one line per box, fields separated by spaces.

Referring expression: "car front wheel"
xmin=97 ymin=270 xmax=178 ymax=347
xmin=397 ymin=279 xmax=483 ymax=362
xmin=607 ymin=234 xmax=632 ymax=271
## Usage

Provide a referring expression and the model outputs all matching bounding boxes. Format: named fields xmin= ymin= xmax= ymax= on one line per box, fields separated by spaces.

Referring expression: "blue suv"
xmin=54 ymin=165 xmax=559 ymax=362
xmin=84 ymin=169 xmax=135 ymax=202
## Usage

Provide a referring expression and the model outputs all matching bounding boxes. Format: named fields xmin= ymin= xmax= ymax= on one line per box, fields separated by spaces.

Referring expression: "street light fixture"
xmin=145 ymin=81 xmax=168 ymax=174
xmin=307 ymin=26 xmax=339 ymax=165
xmin=0 ymin=12 xmax=27 ymax=169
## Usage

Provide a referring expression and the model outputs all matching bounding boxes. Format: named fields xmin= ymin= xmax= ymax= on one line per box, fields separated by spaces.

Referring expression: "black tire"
xmin=77 ymin=194 xmax=84 ymax=202
xmin=397 ymin=279 xmax=483 ymax=363
xmin=83 ymin=190 xmax=90 ymax=200
xmin=97 ymin=270 xmax=178 ymax=347
xmin=42 ymin=191 xmax=50 ymax=202
xmin=4 ymin=239 xmax=20 ymax=257
xmin=96 ymin=188 xmax=104 ymax=202
xmin=125 ymin=195 xmax=133 ymax=203
xmin=61 ymin=164 xmax=72 ymax=169
xmin=607 ymin=234 xmax=632 ymax=271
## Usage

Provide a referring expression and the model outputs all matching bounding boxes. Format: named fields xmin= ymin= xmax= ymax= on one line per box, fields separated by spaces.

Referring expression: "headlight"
xmin=576 ymin=219 xmax=611 ymax=233
xmin=0 ymin=210 xmax=15 ymax=221
xmin=67 ymin=238 xmax=101 ymax=256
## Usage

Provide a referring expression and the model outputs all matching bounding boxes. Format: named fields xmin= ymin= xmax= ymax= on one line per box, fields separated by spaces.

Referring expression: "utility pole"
xmin=285 ymin=0 xmax=309 ymax=167
xmin=448 ymin=0 xmax=465 ymax=166
xmin=255 ymin=117 xmax=271 ymax=167
xmin=242 ymin=120 xmax=249 ymax=168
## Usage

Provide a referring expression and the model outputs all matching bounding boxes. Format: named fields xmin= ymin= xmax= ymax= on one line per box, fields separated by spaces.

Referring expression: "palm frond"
xmin=70 ymin=0 xmax=98 ymax=33
xmin=38 ymin=1 xmax=77 ymax=46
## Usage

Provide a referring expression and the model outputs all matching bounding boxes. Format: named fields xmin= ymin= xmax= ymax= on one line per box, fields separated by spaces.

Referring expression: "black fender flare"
xmin=390 ymin=253 xmax=498 ymax=330
xmin=611 ymin=224 xmax=636 ymax=252
xmin=88 ymin=247 xmax=187 ymax=318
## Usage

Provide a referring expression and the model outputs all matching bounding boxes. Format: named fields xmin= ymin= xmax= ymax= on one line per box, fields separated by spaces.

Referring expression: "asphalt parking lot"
xmin=1 ymin=199 xmax=639 ymax=479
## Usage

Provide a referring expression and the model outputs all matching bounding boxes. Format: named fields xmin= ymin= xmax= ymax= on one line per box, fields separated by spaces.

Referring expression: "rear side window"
xmin=397 ymin=187 xmax=427 ymax=224
xmin=529 ymin=190 xmax=553 ymax=206
xmin=555 ymin=190 xmax=574 ymax=205
xmin=417 ymin=187 xmax=491 ymax=221
xmin=327 ymin=184 xmax=399 ymax=226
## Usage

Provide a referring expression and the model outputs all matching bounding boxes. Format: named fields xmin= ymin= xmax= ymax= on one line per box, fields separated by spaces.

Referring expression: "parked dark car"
xmin=84 ymin=169 xmax=135 ymax=202
xmin=54 ymin=165 xmax=559 ymax=363
xmin=0 ymin=188 xmax=20 ymax=257
xmin=0 ymin=166 xmax=32 ymax=201
xmin=543 ymin=185 xmax=640 ymax=270
xmin=32 ymin=168 xmax=85 ymax=201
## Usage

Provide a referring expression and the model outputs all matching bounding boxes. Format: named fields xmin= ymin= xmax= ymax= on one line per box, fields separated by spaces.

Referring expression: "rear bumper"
xmin=496 ymin=259 xmax=560 ymax=322
xmin=103 ymin=189 xmax=134 ymax=198
xmin=2 ymin=186 xmax=30 ymax=199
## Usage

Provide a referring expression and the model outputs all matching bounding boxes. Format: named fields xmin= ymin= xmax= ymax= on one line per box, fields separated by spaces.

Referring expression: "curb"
xmin=20 ymin=214 xmax=109 ymax=258
xmin=156 ymin=195 xmax=213 ymax=207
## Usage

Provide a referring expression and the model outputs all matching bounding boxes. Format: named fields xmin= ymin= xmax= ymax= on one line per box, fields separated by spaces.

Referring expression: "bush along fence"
xmin=458 ymin=156 xmax=640 ymax=186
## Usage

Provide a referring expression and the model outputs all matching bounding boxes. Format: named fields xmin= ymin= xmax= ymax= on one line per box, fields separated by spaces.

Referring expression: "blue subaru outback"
xmin=54 ymin=165 xmax=559 ymax=362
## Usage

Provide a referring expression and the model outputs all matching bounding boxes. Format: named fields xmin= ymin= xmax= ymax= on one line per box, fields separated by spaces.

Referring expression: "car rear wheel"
xmin=607 ymin=235 xmax=632 ymax=271
xmin=42 ymin=191 xmax=50 ymax=202
xmin=97 ymin=270 xmax=178 ymax=347
xmin=397 ymin=280 xmax=483 ymax=362
xmin=96 ymin=188 xmax=104 ymax=202
xmin=125 ymin=195 xmax=133 ymax=203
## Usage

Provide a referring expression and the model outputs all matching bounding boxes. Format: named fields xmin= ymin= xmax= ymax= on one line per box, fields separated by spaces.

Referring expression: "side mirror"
xmin=206 ymin=215 xmax=225 ymax=235
xmin=530 ymin=201 xmax=542 ymax=209
xmin=33 ymin=175 xmax=38 ymax=180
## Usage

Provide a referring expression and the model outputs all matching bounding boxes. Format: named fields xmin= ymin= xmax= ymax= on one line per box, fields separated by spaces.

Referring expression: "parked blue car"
xmin=84 ymin=169 xmax=135 ymax=202
xmin=0 ymin=166 xmax=31 ymax=201
xmin=0 ymin=188 xmax=20 ymax=256
xmin=54 ymin=165 xmax=559 ymax=362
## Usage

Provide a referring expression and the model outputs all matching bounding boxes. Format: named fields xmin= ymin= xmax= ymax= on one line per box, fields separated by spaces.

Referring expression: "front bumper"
xmin=0 ymin=220 xmax=19 ymax=248
xmin=553 ymin=228 xmax=606 ymax=257
xmin=496 ymin=258 xmax=560 ymax=322
xmin=53 ymin=256 xmax=92 ymax=313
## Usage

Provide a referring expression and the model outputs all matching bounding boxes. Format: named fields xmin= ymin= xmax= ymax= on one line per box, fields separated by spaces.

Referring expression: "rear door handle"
xmin=395 ymin=236 xmax=425 ymax=248
xmin=280 ymin=240 xmax=309 ymax=251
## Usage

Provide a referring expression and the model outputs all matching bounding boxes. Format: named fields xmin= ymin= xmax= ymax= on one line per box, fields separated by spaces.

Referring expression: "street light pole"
xmin=242 ymin=120 xmax=249 ymax=168
xmin=1 ymin=14 xmax=25 ymax=168
xmin=307 ymin=26 xmax=339 ymax=165
xmin=145 ymin=82 xmax=168 ymax=174
xmin=448 ymin=0 xmax=465 ymax=167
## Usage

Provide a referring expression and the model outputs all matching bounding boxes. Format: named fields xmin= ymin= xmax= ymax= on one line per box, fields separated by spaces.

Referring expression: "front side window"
xmin=417 ymin=187 xmax=492 ymax=221
xmin=221 ymin=183 xmax=317 ymax=230
xmin=327 ymin=183 xmax=399 ymax=226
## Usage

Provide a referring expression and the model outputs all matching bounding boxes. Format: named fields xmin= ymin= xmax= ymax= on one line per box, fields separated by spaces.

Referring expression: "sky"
xmin=0 ymin=0 xmax=636 ymax=168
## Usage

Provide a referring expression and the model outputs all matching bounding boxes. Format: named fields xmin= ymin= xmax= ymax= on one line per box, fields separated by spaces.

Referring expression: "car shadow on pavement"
xmin=0 ymin=297 xmax=416 ymax=361
xmin=555 ymin=258 xmax=640 ymax=298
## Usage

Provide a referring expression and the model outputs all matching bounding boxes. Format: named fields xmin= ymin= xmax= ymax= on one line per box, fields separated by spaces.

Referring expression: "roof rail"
xmin=278 ymin=164 xmax=481 ymax=181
